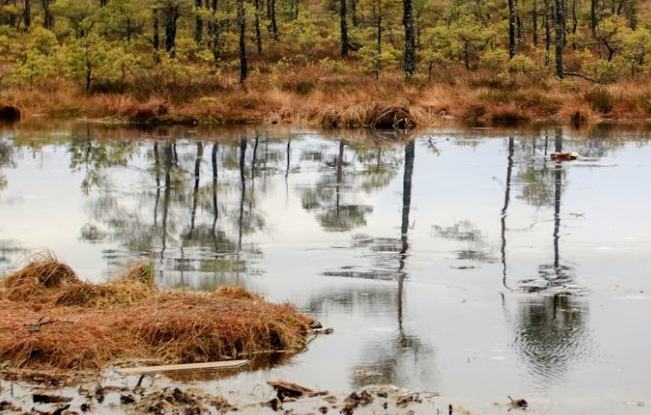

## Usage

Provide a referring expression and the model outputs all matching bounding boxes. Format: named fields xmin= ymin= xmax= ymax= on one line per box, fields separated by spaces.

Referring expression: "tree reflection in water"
xmin=0 ymin=139 xmax=21 ymax=269
xmin=347 ymin=140 xmax=435 ymax=389
xmin=502 ymin=129 xmax=592 ymax=391
xmin=506 ymin=294 xmax=593 ymax=391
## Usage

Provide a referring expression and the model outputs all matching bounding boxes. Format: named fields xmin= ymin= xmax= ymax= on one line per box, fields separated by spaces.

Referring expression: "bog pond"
xmin=0 ymin=122 xmax=650 ymax=414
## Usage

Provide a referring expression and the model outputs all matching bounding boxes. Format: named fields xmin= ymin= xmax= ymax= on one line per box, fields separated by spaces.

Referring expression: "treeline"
xmin=0 ymin=1 xmax=650 ymax=100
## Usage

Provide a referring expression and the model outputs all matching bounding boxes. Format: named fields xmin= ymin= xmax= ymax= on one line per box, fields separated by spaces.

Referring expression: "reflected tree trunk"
xmin=398 ymin=140 xmax=415 ymax=330
xmin=335 ymin=141 xmax=345 ymax=219
xmin=189 ymin=142 xmax=204 ymax=238
xmin=154 ymin=143 xmax=161 ymax=226
xmin=251 ymin=134 xmax=259 ymax=194
xmin=553 ymin=129 xmax=563 ymax=274
xmin=501 ymin=137 xmax=514 ymax=289
xmin=285 ymin=139 xmax=291 ymax=203
xmin=238 ymin=139 xmax=247 ymax=249
xmin=161 ymin=143 xmax=174 ymax=259
xmin=212 ymin=143 xmax=219 ymax=231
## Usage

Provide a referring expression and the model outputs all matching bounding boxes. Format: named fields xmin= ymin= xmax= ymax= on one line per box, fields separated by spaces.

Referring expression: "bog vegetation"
xmin=0 ymin=252 xmax=314 ymax=371
xmin=2 ymin=0 xmax=651 ymax=126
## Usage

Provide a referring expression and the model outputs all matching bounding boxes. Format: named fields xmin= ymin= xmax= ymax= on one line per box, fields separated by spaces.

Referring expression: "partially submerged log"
xmin=116 ymin=360 xmax=250 ymax=375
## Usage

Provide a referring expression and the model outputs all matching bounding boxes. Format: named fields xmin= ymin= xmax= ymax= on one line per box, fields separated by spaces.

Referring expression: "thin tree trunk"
xmin=267 ymin=0 xmax=278 ymax=40
xmin=254 ymin=0 xmax=263 ymax=55
xmin=153 ymin=7 xmax=161 ymax=63
xmin=508 ymin=0 xmax=516 ymax=58
xmin=340 ymin=0 xmax=349 ymax=57
xmin=402 ymin=0 xmax=417 ymax=77
xmin=42 ymin=0 xmax=54 ymax=29
xmin=554 ymin=0 xmax=565 ymax=78
xmin=195 ymin=0 xmax=204 ymax=44
xmin=238 ymin=0 xmax=248 ymax=83
xmin=533 ymin=0 xmax=538 ymax=46
xmin=164 ymin=4 xmax=180 ymax=57
xmin=208 ymin=0 xmax=221 ymax=60
xmin=23 ymin=0 xmax=30 ymax=28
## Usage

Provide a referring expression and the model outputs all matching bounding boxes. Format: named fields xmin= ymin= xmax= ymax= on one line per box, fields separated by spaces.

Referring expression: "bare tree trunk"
xmin=195 ymin=0 xmax=203 ymax=44
xmin=164 ymin=3 xmax=180 ymax=57
xmin=237 ymin=0 xmax=248 ymax=83
xmin=533 ymin=0 xmax=538 ymax=46
xmin=23 ymin=0 xmax=30 ymax=28
xmin=267 ymin=0 xmax=278 ymax=40
xmin=508 ymin=0 xmax=516 ymax=58
xmin=340 ymin=0 xmax=349 ymax=57
xmin=254 ymin=0 xmax=263 ymax=55
xmin=42 ymin=0 xmax=54 ymax=29
xmin=402 ymin=0 xmax=417 ymax=77
xmin=554 ymin=0 xmax=565 ymax=78
xmin=153 ymin=7 xmax=161 ymax=63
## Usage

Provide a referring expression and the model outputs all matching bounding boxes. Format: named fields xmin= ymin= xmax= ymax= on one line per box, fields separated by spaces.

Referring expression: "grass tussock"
xmin=0 ymin=254 xmax=314 ymax=371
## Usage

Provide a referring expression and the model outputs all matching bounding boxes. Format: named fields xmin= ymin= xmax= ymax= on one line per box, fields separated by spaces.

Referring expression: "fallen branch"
xmin=564 ymin=72 xmax=604 ymax=84
xmin=24 ymin=317 xmax=56 ymax=333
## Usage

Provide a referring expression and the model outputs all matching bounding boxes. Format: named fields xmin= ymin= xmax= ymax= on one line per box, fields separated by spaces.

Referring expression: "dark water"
xmin=1 ymin=122 xmax=651 ymax=413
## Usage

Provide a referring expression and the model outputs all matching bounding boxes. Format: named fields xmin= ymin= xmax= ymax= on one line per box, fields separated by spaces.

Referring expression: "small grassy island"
xmin=0 ymin=253 xmax=314 ymax=373
xmin=1 ymin=1 xmax=651 ymax=128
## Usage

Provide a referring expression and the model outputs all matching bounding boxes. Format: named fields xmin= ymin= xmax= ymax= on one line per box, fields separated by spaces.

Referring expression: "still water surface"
xmin=1 ymin=122 xmax=651 ymax=413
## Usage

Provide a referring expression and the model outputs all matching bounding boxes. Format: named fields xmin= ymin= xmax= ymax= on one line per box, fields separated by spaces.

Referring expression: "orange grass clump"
xmin=0 ymin=255 xmax=315 ymax=371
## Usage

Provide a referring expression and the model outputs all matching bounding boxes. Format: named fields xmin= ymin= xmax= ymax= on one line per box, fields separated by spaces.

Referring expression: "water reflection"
xmin=512 ymin=129 xmax=581 ymax=295
xmin=2 ymin=122 xmax=651 ymax=406
xmin=505 ymin=294 xmax=592 ymax=392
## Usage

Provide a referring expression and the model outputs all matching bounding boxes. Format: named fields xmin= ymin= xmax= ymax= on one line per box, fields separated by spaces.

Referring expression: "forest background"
xmin=1 ymin=0 xmax=651 ymax=127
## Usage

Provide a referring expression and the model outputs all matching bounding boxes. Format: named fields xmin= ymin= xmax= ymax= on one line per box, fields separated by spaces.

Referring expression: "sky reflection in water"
xmin=1 ymin=123 xmax=651 ymax=413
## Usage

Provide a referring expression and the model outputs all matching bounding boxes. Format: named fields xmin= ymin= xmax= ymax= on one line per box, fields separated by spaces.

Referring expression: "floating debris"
xmin=508 ymin=395 xmax=529 ymax=410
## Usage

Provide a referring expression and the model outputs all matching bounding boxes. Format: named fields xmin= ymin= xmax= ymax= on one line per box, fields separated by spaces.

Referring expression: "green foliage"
xmin=480 ymin=48 xmax=508 ymax=71
xmin=65 ymin=33 xmax=111 ymax=91
xmin=583 ymin=59 xmax=620 ymax=83
xmin=9 ymin=28 xmax=62 ymax=87
xmin=358 ymin=44 xmax=399 ymax=78
xmin=507 ymin=55 xmax=538 ymax=74
xmin=10 ymin=50 xmax=59 ymax=86
xmin=51 ymin=0 xmax=100 ymax=38
xmin=0 ymin=0 xmax=651 ymax=100
xmin=614 ymin=26 xmax=651 ymax=75
xmin=282 ymin=15 xmax=335 ymax=55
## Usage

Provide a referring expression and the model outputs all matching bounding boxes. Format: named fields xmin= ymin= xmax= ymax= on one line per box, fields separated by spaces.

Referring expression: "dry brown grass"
xmin=0 ymin=254 xmax=314 ymax=371
xmin=10 ymin=63 xmax=651 ymax=128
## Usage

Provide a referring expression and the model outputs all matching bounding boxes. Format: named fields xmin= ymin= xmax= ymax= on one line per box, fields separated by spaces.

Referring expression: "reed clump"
xmin=0 ymin=254 xmax=314 ymax=371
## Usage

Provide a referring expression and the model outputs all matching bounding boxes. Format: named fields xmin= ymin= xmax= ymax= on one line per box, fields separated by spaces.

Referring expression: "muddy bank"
xmin=0 ymin=373 xmax=461 ymax=415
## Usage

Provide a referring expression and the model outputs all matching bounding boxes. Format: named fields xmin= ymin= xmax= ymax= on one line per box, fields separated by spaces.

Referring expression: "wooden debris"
xmin=550 ymin=151 xmax=579 ymax=161
xmin=508 ymin=395 xmax=528 ymax=409
xmin=267 ymin=380 xmax=328 ymax=401
xmin=116 ymin=359 xmax=249 ymax=375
